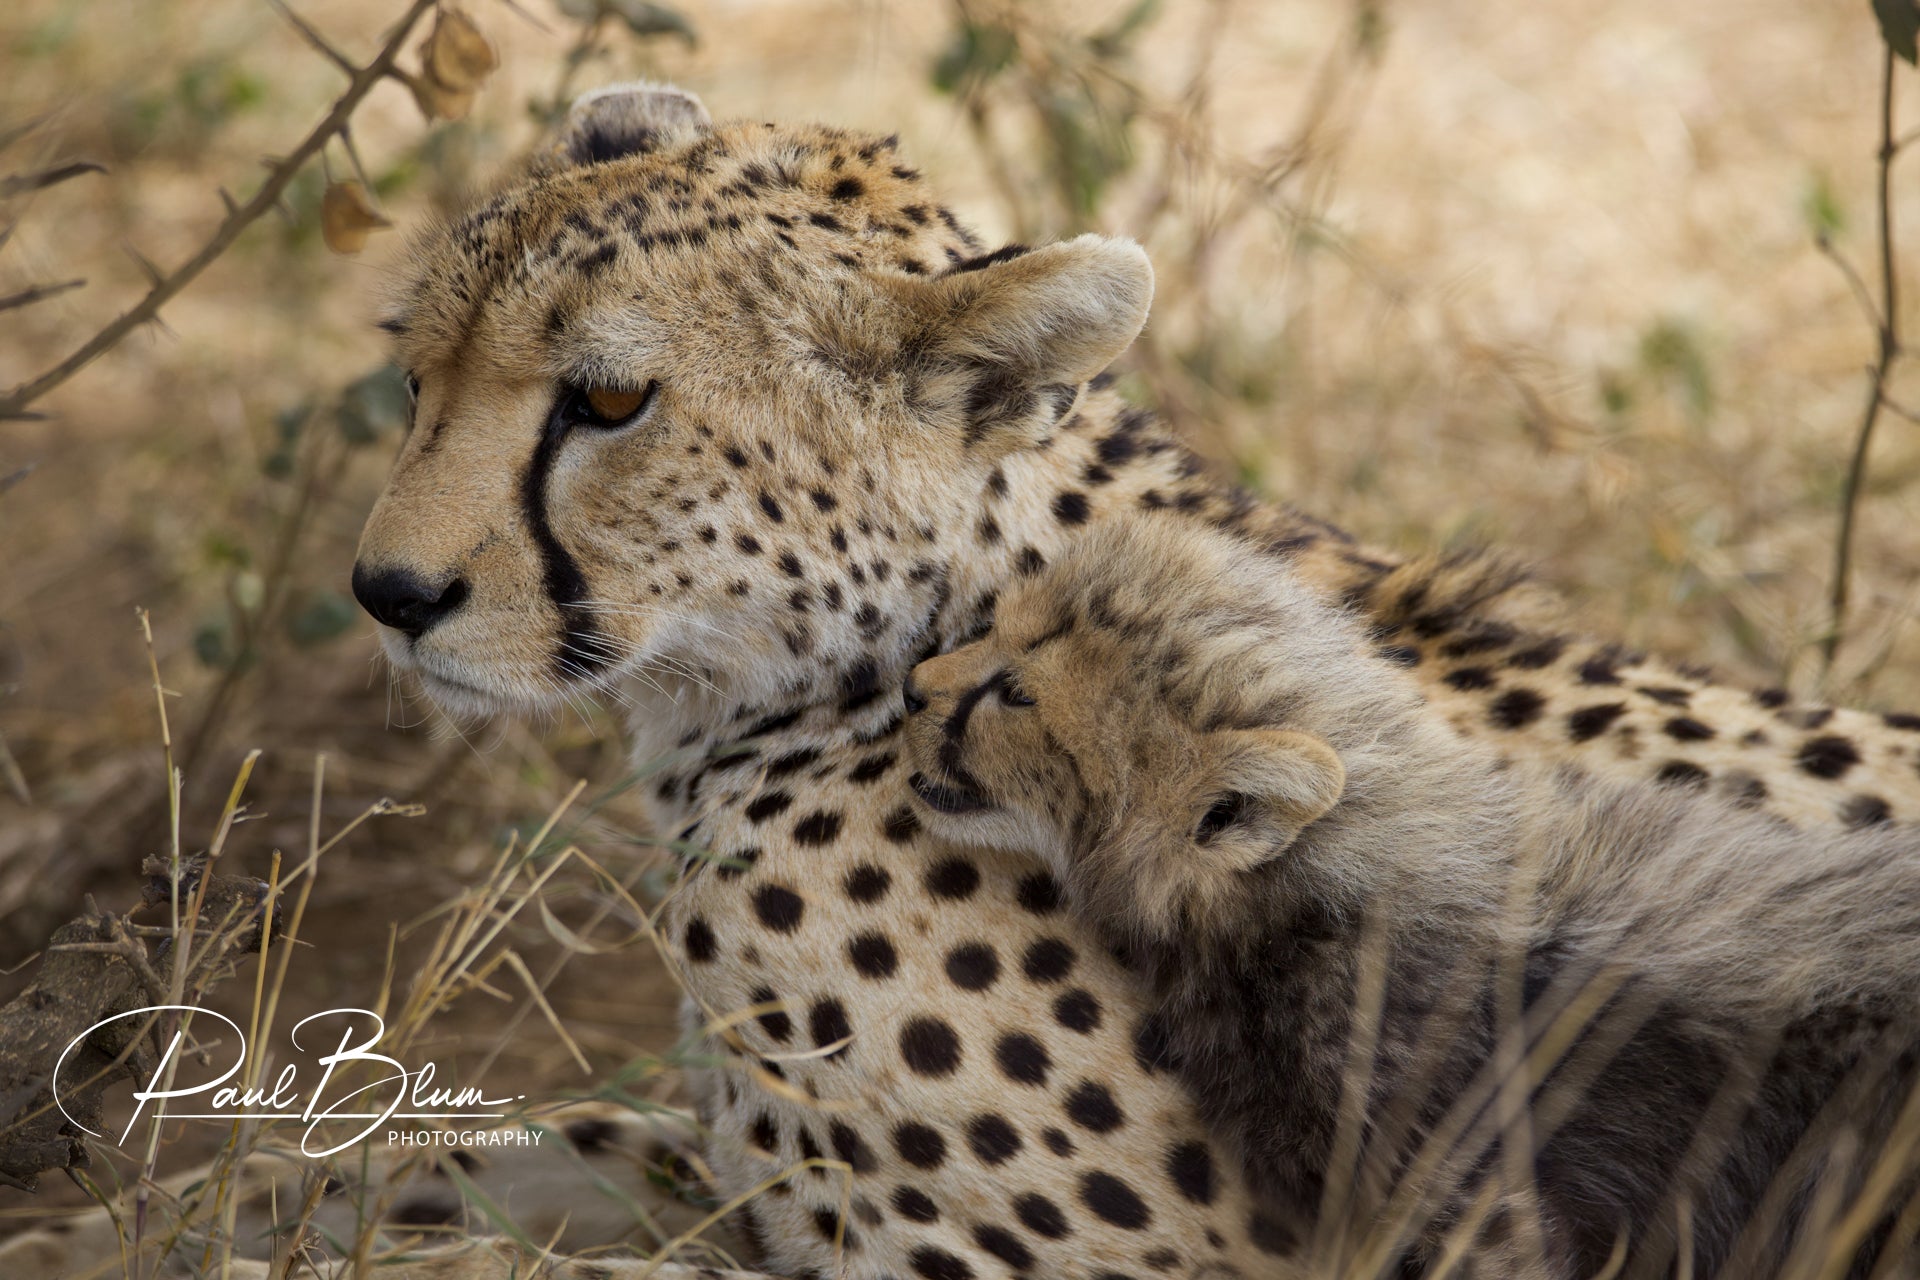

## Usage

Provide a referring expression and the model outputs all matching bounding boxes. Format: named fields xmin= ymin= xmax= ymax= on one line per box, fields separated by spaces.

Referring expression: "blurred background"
xmin=1 ymin=0 xmax=1917 ymax=1236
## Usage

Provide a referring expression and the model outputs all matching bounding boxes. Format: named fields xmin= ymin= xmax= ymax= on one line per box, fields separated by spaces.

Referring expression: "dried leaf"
xmin=320 ymin=180 xmax=391 ymax=254
xmin=423 ymin=7 xmax=499 ymax=93
xmin=405 ymin=70 xmax=477 ymax=123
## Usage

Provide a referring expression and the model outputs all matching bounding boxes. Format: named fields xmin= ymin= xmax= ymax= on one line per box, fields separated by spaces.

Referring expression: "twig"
xmin=0 ymin=278 xmax=84 ymax=312
xmin=1824 ymin=47 xmax=1903 ymax=677
xmin=0 ymin=0 xmax=439 ymax=421
xmin=0 ymin=161 xmax=106 ymax=199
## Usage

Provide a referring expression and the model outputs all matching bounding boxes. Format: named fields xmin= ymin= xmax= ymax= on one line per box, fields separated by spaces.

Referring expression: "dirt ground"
xmin=2 ymin=0 xmax=1918 ymax=1246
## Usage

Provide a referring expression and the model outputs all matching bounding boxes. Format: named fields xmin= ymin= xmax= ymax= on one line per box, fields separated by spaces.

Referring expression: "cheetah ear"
xmin=1189 ymin=728 xmax=1345 ymax=869
xmin=541 ymin=81 xmax=712 ymax=171
xmin=921 ymin=235 xmax=1154 ymax=391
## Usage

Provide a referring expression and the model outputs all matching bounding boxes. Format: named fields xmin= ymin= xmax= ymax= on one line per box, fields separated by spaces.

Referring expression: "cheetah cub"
xmin=900 ymin=516 xmax=1920 ymax=1279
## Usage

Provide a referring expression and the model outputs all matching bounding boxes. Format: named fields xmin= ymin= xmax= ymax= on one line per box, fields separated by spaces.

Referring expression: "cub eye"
xmin=404 ymin=371 xmax=421 ymax=403
xmin=997 ymin=675 xmax=1035 ymax=707
xmin=1194 ymin=793 xmax=1249 ymax=845
xmin=564 ymin=380 xmax=659 ymax=429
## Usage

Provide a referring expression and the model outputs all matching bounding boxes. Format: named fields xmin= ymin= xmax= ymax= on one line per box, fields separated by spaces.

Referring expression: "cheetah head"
xmin=900 ymin=519 xmax=1355 ymax=926
xmin=353 ymin=83 xmax=1153 ymax=722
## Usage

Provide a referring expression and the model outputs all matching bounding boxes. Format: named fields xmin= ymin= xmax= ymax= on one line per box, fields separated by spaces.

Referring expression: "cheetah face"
xmin=352 ymin=84 xmax=1153 ymax=722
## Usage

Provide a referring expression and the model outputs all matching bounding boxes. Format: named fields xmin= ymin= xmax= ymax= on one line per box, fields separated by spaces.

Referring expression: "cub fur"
xmin=901 ymin=514 xmax=1920 ymax=1279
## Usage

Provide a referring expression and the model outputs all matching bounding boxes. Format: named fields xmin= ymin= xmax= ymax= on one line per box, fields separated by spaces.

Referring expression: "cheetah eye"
xmin=1194 ymin=793 xmax=1249 ymax=845
xmin=562 ymin=380 xmax=660 ymax=430
xmin=997 ymin=675 xmax=1035 ymax=707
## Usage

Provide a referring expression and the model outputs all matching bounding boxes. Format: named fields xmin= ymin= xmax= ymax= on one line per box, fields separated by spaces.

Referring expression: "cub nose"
xmin=351 ymin=563 xmax=470 ymax=638
xmin=902 ymin=674 xmax=929 ymax=714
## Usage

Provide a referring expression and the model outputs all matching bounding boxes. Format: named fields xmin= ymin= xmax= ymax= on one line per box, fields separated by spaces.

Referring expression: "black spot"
xmin=777 ymin=551 xmax=804 ymax=578
xmin=1654 ymin=760 xmax=1710 ymax=790
xmin=1841 ymin=794 xmax=1893 ymax=828
xmin=947 ymin=243 xmax=1031 ymax=274
xmin=1567 ymin=702 xmax=1628 ymax=742
xmin=1754 ymin=687 xmax=1792 ymax=709
xmin=1577 ymin=654 xmax=1624 ymax=685
xmin=1079 ymin=1172 xmax=1151 ymax=1229
xmin=894 ymin=1122 xmax=947 ymax=1169
xmin=926 ymin=857 xmax=981 ymax=899
xmin=1247 ymin=1209 xmax=1299 ymax=1256
xmin=894 ymin=1188 xmax=940 ymax=1223
xmin=793 ymin=810 xmax=844 ymax=845
xmin=749 ymin=985 xmax=791 ymax=1042
xmin=1064 ymin=1081 xmax=1124 ymax=1132
xmin=1055 ymin=988 xmax=1102 ymax=1032
xmin=1883 ymin=712 xmax=1920 ymax=731
xmin=847 ymin=932 xmax=899 ymax=979
xmin=901 ymin=1016 xmax=962 ymax=1076
xmin=1014 ymin=1193 xmax=1070 ymax=1239
xmin=1052 ymin=491 xmax=1091 ymax=525
xmin=973 ymin=1225 xmax=1034 ymax=1271
xmin=966 ymin=1114 xmax=1022 ymax=1164
xmin=752 ymin=884 xmax=804 ymax=932
xmin=811 ymin=488 xmax=839 ymax=512
xmin=883 ymin=804 xmax=921 ymax=842
xmin=1489 ymin=688 xmax=1545 ymax=729
xmin=909 ymin=1246 xmax=971 ymax=1280
xmin=809 ymin=997 xmax=852 ymax=1056
xmin=735 ymin=533 xmax=762 ymax=555
xmin=848 ymin=752 xmax=895 ymax=783
xmin=1015 ymin=547 xmax=1047 ymax=576
xmin=845 ymin=864 xmax=891 ymax=903
xmin=1507 ymin=637 xmax=1567 ymax=669
xmin=1042 ymin=1128 xmax=1075 ymax=1156
xmin=684 ymin=917 xmax=716 ymax=962
xmin=1166 ymin=1142 xmax=1215 ymax=1204
xmin=840 ymin=660 xmax=884 ymax=712
xmin=829 ymin=1120 xmax=877 ymax=1173
xmin=946 ymin=942 xmax=1000 ymax=991
xmin=995 ymin=1032 xmax=1050 ymax=1086
xmin=765 ymin=748 xmax=822 ymax=780
xmin=750 ymin=1112 xmax=779 ymax=1153
xmin=744 ymin=791 xmax=794 ymax=822
xmin=1798 ymin=734 xmax=1861 ymax=779
xmin=1663 ymin=716 xmax=1715 ymax=742
xmin=564 ymin=1117 xmax=619 ymax=1152
xmin=1022 ymin=938 xmax=1076 ymax=983
xmin=811 ymin=1206 xmax=848 ymax=1246
xmin=1017 ymin=872 xmax=1063 ymax=914
xmin=1446 ymin=667 xmax=1496 ymax=691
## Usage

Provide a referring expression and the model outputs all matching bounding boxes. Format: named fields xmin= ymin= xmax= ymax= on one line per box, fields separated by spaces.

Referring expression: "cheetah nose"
xmin=902 ymin=675 xmax=929 ymax=715
xmin=351 ymin=563 xmax=470 ymax=638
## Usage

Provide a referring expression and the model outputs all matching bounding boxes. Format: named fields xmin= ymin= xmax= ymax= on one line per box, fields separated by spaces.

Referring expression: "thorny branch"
xmin=0 ymin=0 xmax=440 ymax=423
xmin=1824 ymin=46 xmax=1906 ymax=677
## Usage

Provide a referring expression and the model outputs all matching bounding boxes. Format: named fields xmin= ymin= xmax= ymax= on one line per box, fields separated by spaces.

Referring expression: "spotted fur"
xmin=902 ymin=516 xmax=1920 ymax=1277
xmin=334 ymin=83 xmax=1920 ymax=1280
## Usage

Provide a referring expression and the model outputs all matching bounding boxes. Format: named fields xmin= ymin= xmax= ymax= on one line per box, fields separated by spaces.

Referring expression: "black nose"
xmin=902 ymin=676 xmax=928 ymax=714
xmin=351 ymin=564 xmax=469 ymax=638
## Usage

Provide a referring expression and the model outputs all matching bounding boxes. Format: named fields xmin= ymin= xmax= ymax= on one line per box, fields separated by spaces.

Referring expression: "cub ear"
xmin=1188 ymin=728 xmax=1345 ymax=870
xmin=919 ymin=235 xmax=1154 ymax=391
xmin=540 ymin=81 xmax=712 ymax=171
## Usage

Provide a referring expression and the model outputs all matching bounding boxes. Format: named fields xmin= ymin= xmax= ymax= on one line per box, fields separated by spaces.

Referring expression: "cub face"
xmin=901 ymin=525 xmax=1349 ymax=932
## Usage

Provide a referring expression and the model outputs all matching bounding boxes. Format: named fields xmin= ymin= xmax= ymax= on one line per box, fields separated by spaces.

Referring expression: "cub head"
xmin=900 ymin=519 xmax=1362 ymax=932
xmin=353 ymin=82 xmax=1153 ymax=722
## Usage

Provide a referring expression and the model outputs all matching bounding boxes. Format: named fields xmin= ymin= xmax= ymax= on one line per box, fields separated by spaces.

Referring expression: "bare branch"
xmin=0 ymin=278 xmax=84 ymax=312
xmin=1825 ymin=47 xmax=1904 ymax=677
xmin=1817 ymin=234 xmax=1882 ymax=332
xmin=0 ymin=0 xmax=440 ymax=421
xmin=1880 ymin=394 xmax=1920 ymax=425
xmin=0 ymin=161 xmax=105 ymax=199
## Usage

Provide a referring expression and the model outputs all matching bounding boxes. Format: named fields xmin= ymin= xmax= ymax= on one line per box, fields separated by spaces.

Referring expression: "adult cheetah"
xmin=344 ymin=81 xmax=1920 ymax=1280
xmin=901 ymin=516 xmax=1920 ymax=1278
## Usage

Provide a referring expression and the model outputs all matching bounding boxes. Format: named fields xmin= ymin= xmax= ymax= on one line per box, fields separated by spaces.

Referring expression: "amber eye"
xmin=997 ymin=674 xmax=1036 ymax=707
xmin=564 ymin=380 xmax=659 ymax=429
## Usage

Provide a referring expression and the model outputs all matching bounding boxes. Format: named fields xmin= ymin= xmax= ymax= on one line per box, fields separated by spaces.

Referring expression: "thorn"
xmin=0 ymin=161 xmax=107 ymax=199
xmin=123 ymin=243 xmax=165 ymax=288
xmin=0 ymin=462 xmax=35 ymax=495
xmin=267 ymin=0 xmax=360 ymax=76
xmin=0 ymin=1170 xmax=35 ymax=1194
xmin=0 ymin=409 xmax=48 ymax=422
xmin=218 ymin=187 xmax=239 ymax=217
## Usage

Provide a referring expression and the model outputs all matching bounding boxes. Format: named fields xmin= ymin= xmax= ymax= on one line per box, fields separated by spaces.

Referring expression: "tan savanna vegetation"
xmin=2 ymin=0 xmax=1918 ymax=1272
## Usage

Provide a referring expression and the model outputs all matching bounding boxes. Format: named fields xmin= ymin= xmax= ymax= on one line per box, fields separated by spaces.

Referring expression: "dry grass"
xmin=1 ymin=0 xmax=1918 ymax=1269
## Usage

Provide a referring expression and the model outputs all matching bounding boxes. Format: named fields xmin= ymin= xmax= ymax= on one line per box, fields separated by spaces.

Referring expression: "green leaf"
xmin=1875 ymin=0 xmax=1920 ymax=64
xmin=335 ymin=364 xmax=410 ymax=444
xmin=1803 ymin=171 xmax=1846 ymax=241
xmin=556 ymin=0 xmax=697 ymax=44
xmin=286 ymin=590 xmax=358 ymax=647
xmin=931 ymin=22 xmax=1018 ymax=95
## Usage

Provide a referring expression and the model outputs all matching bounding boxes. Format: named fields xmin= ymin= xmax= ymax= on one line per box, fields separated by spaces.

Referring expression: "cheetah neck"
xmin=624 ymin=389 xmax=1365 ymax=798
